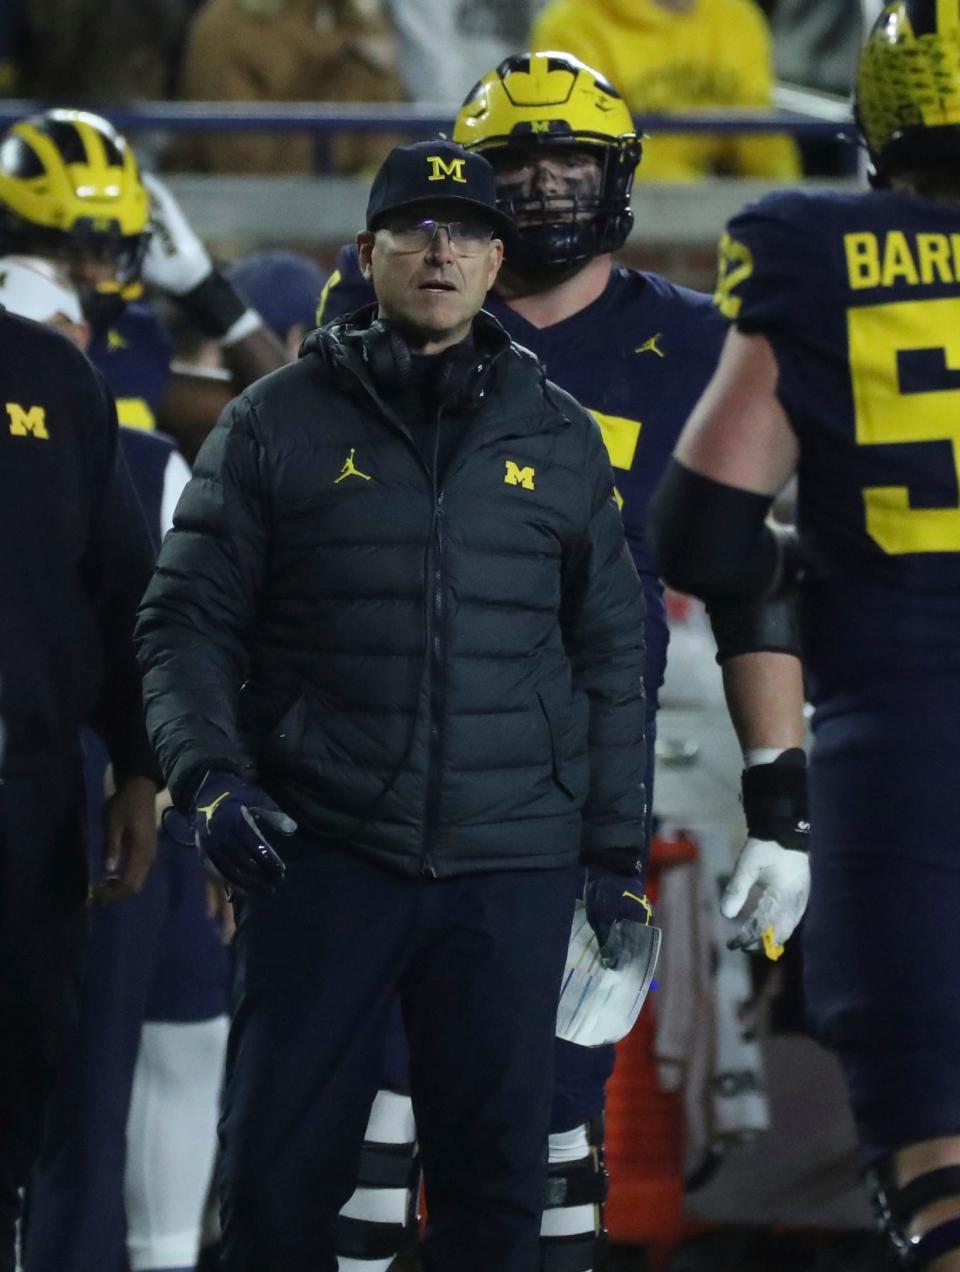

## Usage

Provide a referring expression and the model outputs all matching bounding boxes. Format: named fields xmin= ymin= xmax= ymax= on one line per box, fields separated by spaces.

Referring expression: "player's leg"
xmin=218 ymin=849 xmax=417 ymax=1272
xmin=336 ymin=1086 xmax=419 ymax=1272
xmin=25 ymin=734 xmax=166 ymax=1272
xmin=541 ymin=1042 xmax=615 ymax=1272
xmin=124 ymin=838 xmax=230 ymax=1272
xmin=0 ymin=761 xmax=87 ymax=1272
xmin=125 ymin=1020 xmax=228 ymax=1272
xmin=405 ymin=866 xmax=577 ymax=1272
xmin=804 ymin=707 xmax=960 ymax=1271
xmin=337 ymin=999 xmax=419 ymax=1272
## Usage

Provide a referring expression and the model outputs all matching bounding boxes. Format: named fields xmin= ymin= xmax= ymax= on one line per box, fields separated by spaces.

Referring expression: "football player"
xmin=0 ymin=109 xmax=277 ymax=1272
xmin=319 ymin=52 xmax=809 ymax=1271
xmin=0 ymin=108 xmax=286 ymax=457
xmin=651 ymin=4 xmax=960 ymax=1266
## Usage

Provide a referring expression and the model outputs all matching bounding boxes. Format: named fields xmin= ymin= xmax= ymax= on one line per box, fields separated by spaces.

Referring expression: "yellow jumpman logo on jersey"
xmin=635 ymin=333 xmax=665 ymax=358
xmin=335 ymin=448 xmax=372 ymax=483
xmin=196 ymin=790 xmax=229 ymax=829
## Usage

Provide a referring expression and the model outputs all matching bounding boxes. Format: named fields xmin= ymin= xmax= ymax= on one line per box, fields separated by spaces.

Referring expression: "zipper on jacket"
xmin=420 ymin=413 xmax=446 ymax=879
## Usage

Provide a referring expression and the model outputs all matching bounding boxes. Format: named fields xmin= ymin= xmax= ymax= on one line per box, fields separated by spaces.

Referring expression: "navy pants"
xmin=0 ymin=759 xmax=88 ymax=1272
xmin=219 ymin=849 xmax=576 ymax=1272
xmin=804 ymin=684 xmax=960 ymax=1164
xmin=24 ymin=734 xmax=228 ymax=1272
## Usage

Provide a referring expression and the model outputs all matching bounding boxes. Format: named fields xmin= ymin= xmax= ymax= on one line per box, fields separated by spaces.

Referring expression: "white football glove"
xmin=141 ymin=172 xmax=213 ymax=297
xmin=720 ymin=836 xmax=810 ymax=958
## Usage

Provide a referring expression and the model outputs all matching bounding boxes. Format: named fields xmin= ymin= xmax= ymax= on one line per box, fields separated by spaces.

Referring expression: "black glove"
xmin=190 ymin=770 xmax=297 ymax=896
xmin=583 ymin=865 xmax=652 ymax=965
xmin=741 ymin=746 xmax=810 ymax=851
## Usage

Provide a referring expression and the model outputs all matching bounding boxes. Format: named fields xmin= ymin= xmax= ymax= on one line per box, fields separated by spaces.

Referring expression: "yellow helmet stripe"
xmin=938 ymin=0 xmax=960 ymax=31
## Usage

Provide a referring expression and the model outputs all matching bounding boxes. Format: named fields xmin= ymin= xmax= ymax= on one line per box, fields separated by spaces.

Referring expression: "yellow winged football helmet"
xmin=453 ymin=52 xmax=640 ymax=274
xmin=857 ymin=1 xmax=960 ymax=180
xmin=0 ymin=108 xmax=149 ymax=322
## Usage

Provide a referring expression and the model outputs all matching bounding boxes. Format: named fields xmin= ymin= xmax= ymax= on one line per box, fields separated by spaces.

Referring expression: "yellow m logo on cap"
xmin=427 ymin=155 xmax=467 ymax=184
xmin=6 ymin=402 xmax=49 ymax=439
xmin=504 ymin=460 xmax=535 ymax=490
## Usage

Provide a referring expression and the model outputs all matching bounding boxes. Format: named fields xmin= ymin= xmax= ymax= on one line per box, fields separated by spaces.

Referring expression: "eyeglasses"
xmin=383 ymin=218 xmax=495 ymax=255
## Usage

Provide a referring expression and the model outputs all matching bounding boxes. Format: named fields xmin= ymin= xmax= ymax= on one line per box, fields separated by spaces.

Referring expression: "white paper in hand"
xmin=556 ymin=900 xmax=662 ymax=1047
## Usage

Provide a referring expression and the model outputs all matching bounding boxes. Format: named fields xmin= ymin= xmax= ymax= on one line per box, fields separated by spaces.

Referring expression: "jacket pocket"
xmin=537 ymin=689 xmax=577 ymax=800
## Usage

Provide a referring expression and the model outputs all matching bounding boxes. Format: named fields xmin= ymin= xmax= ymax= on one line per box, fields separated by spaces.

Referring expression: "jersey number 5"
xmin=849 ymin=296 xmax=960 ymax=554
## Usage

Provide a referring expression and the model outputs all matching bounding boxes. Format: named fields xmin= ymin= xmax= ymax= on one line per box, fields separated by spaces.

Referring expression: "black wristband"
xmin=178 ymin=268 xmax=249 ymax=339
xmin=741 ymin=748 xmax=809 ymax=852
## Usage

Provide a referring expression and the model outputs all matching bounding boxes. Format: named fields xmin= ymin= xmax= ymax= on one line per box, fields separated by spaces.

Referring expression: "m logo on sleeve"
xmin=6 ymin=403 xmax=49 ymax=439
xmin=426 ymin=155 xmax=467 ymax=184
xmin=504 ymin=460 xmax=535 ymax=490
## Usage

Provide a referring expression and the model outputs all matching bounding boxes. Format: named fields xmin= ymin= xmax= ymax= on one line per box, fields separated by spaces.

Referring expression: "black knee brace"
xmin=541 ymin=1117 xmax=609 ymax=1272
xmin=867 ymin=1159 xmax=960 ymax=1267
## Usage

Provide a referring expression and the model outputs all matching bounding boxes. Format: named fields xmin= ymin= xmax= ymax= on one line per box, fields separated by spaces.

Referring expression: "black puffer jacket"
xmin=136 ymin=310 xmax=646 ymax=876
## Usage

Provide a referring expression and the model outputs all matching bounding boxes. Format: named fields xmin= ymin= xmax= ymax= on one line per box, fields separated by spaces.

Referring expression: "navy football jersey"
xmin=319 ymin=246 xmax=727 ymax=711
xmin=717 ymin=187 xmax=960 ymax=698
xmin=88 ymin=301 xmax=173 ymax=433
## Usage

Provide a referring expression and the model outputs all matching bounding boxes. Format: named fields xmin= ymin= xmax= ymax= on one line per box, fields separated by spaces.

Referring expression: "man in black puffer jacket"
xmin=135 ymin=140 xmax=646 ymax=1272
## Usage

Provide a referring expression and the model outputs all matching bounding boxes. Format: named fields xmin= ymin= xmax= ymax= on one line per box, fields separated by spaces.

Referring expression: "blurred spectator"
xmin=0 ymin=0 xmax=25 ymax=95
xmin=176 ymin=0 xmax=405 ymax=174
xmin=227 ymin=248 xmax=327 ymax=357
xmin=769 ymin=1 xmax=860 ymax=98
xmin=22 ymin=0 xmax=191 ymax=101
xmin=767 ymin=0 xmax=862 ymax=174
xmin=387 ymin=0 xmax=548 ymax=106
xmin=530 ymin=0 xmax=800 ymax=182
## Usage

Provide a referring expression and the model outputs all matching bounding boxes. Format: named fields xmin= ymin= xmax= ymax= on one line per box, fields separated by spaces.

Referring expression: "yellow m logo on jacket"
xmin=504 ymin=460 xmax=535 ymax=490
xmin=427 ymin=155 xmax=467 ymax=184
xmin=6 ymin=402 xmax=49 ymax=439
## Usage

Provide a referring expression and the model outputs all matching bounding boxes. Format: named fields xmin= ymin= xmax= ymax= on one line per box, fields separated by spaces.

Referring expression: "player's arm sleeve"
xmin=561 ymin=412 xmax=647 ymax=870
xmin=135 ymin=394 xmax=270 ymax=808
xmin=722 ymin=5 xmax=800 ymax=178
xmin=712 ymin=195 xmax=816 ymax=433
xmin=315 ymin=245 xmax=377 ymax=325
xmin=712 ymin=197 xmax=808 ymax=337
xmin=81 ymin=367 xmax=161 ymax=785
xmin=649 ymin=460 xmax=784 ymax=602
xmin=706 ymin=594 xmax=801 ymax=663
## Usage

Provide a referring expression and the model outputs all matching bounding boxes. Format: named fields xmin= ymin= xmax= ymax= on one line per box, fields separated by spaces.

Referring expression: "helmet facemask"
xmin=487 ymin=138 xmax=638 ymax=279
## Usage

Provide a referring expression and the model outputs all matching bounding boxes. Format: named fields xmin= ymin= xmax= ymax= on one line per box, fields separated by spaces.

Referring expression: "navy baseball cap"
xmin=365 ymin=140 xmax=515 ymax=243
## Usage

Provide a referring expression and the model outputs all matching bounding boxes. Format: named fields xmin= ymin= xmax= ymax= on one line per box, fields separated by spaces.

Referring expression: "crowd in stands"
xmin=0 ymin=0 xmax=884 ymax=179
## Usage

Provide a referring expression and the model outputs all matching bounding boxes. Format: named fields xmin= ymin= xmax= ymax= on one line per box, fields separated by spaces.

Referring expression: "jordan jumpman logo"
xmin=335 ymin=448 xmax=372 ymax=483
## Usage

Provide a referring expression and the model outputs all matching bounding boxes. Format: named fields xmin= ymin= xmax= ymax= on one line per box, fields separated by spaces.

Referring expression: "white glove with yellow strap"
xmin=141 ymin=173 xmax=262 ymax=345
xmin=722 ymin=747 xmax=811 ymax=960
